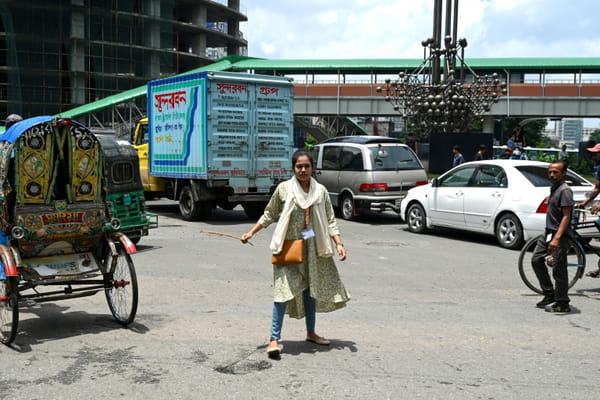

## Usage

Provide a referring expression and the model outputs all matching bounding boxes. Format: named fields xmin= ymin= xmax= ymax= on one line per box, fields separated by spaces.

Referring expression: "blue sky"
xmin=241 ymin=0 xmax=600 ymax=128
xmin=242 ymin=0 xmax=600 ymax=59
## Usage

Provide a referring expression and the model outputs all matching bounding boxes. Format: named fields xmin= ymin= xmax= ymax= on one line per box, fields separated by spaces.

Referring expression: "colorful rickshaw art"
xmin=0 ymin=116 xmax=138 ymax=345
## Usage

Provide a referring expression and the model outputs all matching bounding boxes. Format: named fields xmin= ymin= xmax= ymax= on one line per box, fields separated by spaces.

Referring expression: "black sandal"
xmin=586 ymin=269 xmax=600 ymax=278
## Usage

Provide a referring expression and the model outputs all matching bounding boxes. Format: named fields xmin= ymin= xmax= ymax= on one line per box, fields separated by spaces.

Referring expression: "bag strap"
xmin=304 ymin=208 xmax=310 ymax=229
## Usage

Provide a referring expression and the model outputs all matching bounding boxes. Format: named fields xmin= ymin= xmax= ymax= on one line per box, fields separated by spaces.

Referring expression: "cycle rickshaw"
xmin=0 ymin=116 xmax=138 ymax=345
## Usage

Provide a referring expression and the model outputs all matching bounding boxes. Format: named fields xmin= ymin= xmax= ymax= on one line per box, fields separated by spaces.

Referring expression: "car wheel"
xmin=406 ymin=203 xmax=427 ymax=233
xmin=340 ymin=194 xmax=355 ymax=220
xmin=495 ymin=213 xmax=524 ymax=249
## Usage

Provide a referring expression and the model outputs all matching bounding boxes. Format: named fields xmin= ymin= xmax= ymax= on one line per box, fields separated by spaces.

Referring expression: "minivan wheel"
xmin=407 ymin=203 xmax=427 ymax=233
xmin=495 ymin=213 xmax=524 ymax=249
xmin=340 ymin=194 xmax=355 ymax=220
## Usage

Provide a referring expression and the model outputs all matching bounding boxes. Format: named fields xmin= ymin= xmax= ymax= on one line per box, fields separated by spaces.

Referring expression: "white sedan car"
xmin=400 ymin=160 xmax=594 ymax=249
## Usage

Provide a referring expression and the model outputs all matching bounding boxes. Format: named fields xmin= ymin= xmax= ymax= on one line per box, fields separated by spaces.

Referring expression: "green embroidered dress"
xmin=258 ymin=181 xmax=350 ymax=319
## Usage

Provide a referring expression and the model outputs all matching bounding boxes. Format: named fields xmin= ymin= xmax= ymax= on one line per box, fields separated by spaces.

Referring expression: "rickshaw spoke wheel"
xmin=0 ymin=277 xmax=19 ymax=345
xmin=104 ymin=245 xmax=138 ymax=325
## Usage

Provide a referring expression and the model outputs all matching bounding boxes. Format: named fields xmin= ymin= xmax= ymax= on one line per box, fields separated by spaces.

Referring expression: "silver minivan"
xmin=312 ymin=136 xmax=428 ymax=220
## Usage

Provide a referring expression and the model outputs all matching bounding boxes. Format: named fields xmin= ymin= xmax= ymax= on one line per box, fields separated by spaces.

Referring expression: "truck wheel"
xmin=179 ymin=186 xmax=202 ymax=221
xmin=242 ymin=202 xmax=267 ymax=220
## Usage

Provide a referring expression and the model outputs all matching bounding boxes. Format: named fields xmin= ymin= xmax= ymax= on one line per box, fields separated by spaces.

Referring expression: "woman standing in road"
xmin=241 ymin=150 xmax=350 ymax=357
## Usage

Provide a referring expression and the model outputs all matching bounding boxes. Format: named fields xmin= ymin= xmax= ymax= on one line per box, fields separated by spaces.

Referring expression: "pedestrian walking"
xmin=241 ymin=149 xmax=350 ymax=357
xmin=559 ymin=144 xmax=568 ymax=161
xmin=531 ymin=160 xmax=574 ymax=313
xmin=452 ymin=145 xmax=465 ymax=167
xmin=474 ymin=144 xmax=487 ymax=161
xmin=406 ymin=133 xmax=418 ymax=154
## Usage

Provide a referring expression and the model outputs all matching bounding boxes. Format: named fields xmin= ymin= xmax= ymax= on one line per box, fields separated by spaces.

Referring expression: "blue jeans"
xmin=270 ymin=288 xmax=316 ymax=341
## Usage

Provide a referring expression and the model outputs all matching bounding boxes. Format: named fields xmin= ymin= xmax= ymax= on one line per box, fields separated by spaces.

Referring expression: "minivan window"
xmin=516 ymin=165 xmax=590 ymax=187
xmin=340 ymin=146 xmax=364 ymax=171
xmin=368 ymin=145 xmax=421 ymax=171
xmin=322 ymin=146 xmax=342 ymax=170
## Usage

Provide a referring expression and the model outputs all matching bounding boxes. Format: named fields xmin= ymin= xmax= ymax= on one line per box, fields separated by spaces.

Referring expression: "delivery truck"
xmin=132 ymin=71 xmax=295 ymax=220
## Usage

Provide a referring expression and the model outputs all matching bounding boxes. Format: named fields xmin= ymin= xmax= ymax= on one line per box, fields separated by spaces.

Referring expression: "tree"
xmin=589 ymin=129 xmax=600 ymax=144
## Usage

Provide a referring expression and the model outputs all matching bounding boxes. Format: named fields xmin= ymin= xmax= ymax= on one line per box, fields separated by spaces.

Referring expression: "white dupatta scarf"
xmin=270 ymin=176 xmax=334 ymax=258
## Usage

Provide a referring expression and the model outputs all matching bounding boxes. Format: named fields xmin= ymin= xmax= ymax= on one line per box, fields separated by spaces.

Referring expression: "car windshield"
xmin=516 ymin=165 xmax=590 ymax=187
xmin=368 ymin=145 xmax=421 ymax=171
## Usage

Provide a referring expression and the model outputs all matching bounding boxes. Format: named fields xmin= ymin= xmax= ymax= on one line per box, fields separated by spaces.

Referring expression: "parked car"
xmin=312 ymin=136 xmax=428 ymax=220
xmin=400 ymin=160 xmax=594 ymax=249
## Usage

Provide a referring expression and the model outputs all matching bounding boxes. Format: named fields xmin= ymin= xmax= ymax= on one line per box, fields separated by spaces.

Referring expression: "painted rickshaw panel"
xmin=7 ymin=119 xmax=107 ymax=259
xmin=0 ymin=117 xmax=110 ymax=273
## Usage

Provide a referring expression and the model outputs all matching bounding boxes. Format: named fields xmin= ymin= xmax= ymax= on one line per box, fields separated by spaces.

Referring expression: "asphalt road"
xmin=2 ymin=201 xmax=600 ymax=399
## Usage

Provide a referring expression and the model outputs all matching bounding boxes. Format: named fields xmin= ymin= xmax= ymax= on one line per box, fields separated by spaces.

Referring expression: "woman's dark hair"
xmin=292 ymin=149 xmax=314 ymax=168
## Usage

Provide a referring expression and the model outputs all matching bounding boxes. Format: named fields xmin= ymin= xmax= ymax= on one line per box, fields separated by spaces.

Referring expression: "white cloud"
xmin=242 ymin=0 xmax=600 ymax=59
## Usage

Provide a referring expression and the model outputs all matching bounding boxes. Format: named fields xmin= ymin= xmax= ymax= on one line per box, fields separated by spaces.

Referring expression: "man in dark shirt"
xmin=406 ymin=133 xmax=418 ymax=154
xmin=531 ymin=160 xmax=574 ymax=313
xmin=513 ymin=124 xmax=526 ymax=148
xmin=474 ymin=144 xmax=487 ymax=161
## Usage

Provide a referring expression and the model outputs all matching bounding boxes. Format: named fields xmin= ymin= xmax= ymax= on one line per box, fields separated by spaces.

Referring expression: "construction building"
xmin=0 ymin=0 xmax=247 ymax=121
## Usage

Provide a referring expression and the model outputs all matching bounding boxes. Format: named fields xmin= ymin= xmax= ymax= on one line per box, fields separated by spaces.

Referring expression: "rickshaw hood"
xmin=0 ymin=115 xmax=53 ymax=143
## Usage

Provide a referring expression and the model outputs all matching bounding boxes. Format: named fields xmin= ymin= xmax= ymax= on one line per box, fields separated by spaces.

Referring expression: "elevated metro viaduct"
xmin=58 ymin=55 xmax=600 ymax=135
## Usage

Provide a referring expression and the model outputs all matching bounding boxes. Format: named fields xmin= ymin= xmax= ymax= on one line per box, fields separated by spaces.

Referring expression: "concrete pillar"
xmin=227 ymin=20 xmax=239 ymax=55
xmin=227 ymin=0 xmax=241 ymax=55
xmin=228 ymin=0 xmax=240 ymax=12
xmin=144 ymin=0 xmax=160 ymax=16
xmin=144 ymin=0 xmax=160 ymax=78
xmin=70 ymin=4 xmax=85 ymax=105
xmin=190 ymin=5 xmax=207 ymax=55
xmin=482 ymin=117 xmax=495 ymax=134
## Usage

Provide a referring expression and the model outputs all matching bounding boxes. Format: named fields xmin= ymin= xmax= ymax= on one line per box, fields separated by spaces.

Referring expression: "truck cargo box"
xmin=147 ymin=71 xmax=294 ymax=195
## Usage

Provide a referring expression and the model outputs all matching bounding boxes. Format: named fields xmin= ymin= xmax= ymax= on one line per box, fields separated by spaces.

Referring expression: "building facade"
xmin=0 ymin=0 xmax=247 ymax=120
xmin=558 ymin=119 xmax=584 ymax=146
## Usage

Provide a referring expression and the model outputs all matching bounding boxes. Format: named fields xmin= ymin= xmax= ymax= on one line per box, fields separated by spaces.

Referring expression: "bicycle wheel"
xmin=518 ymin=235 xmax=585 ymax=294
xmin=104 ymin=245 xmax=138 ymax=325
xmin=0 ymin=276 xmax=19 ymax=345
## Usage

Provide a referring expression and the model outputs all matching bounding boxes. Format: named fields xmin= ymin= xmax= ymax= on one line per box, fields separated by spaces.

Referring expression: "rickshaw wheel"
xmin=104 ymin=245 xmax=138 ymax=325
xmin=0 ymin=276 xmax=19 ymax=345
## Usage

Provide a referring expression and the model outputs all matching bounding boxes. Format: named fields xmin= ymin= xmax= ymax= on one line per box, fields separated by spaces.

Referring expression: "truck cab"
xmin=131 ymin=117 xmax=166 ymax=198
